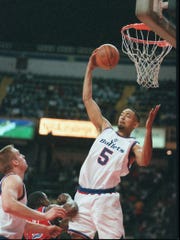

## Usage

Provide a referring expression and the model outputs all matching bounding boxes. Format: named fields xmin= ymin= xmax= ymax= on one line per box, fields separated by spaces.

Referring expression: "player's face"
xmin=12 ymin=148 xmax=28 ymax=172
xmin=118 ymin=108 xmax=138 ymax=130
xmin=42 ymin=193 xmax=50 ymax=206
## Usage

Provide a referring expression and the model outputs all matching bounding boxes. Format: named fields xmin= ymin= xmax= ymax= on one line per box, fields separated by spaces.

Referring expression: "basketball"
xmin=95 ymin=43 xmax=120 ymax=70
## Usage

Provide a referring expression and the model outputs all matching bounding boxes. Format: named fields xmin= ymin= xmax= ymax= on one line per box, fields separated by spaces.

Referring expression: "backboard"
xmin=135 ymin=0 xmax=176 ymax=48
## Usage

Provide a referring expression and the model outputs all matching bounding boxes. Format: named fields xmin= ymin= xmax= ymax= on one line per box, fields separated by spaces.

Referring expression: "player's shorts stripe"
xmin=77 ymin=185 xmax=116 ymax=194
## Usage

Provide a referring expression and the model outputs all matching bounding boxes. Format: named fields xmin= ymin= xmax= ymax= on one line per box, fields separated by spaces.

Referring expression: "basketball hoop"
xmin=121 ymin=23 xmax=172 ymax=88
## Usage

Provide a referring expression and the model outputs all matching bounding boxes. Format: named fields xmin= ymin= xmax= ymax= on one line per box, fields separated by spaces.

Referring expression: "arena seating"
xmin=0 ymin=73 xmax=176 ymax=127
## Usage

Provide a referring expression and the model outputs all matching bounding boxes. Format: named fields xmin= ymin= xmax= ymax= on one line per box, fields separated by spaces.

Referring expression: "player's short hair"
xmin=130 ymin=107 xmax=140 ymax=123
xmin=0 ymin=144 xmax=15 ymax=174
xmin=121 ymin=107 xmax=140 ymax=123
xmin=27 ymin=191 xmax=50 ymax=209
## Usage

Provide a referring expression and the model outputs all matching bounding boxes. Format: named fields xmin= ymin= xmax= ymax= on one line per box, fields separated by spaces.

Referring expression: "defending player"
xmin=0 ymin=145 xmax=67 ymax=239
xmin=24 ymin=191 xmax=78 ymax=239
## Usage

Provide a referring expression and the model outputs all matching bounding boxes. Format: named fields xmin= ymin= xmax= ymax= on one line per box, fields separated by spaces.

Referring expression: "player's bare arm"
xmin=2 ymin=175 xmax=67 ymax=221
xmin=82 ymin=51 xmax=111 ymax=132
xmin=132 ymin=105 xmax=161 ymax=166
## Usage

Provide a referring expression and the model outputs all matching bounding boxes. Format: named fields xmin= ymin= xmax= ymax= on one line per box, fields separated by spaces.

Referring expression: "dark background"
xmin=0 ymin=0 xmax=139 ymax=48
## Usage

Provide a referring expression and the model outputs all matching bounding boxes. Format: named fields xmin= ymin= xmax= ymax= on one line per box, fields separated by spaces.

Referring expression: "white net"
xmin=121 ymin=23 xmax=172 ymax=88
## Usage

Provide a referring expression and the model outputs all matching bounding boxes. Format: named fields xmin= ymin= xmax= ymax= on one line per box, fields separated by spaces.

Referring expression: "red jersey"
xmin=24 ymin=206 xmax=51 ymax=240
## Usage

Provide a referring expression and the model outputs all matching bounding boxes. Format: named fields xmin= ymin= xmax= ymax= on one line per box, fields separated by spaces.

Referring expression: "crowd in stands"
xmin=119 ymin=163 xmax=177 ymax=239
xmin=0 ymin=72 xmax=176 ymax=126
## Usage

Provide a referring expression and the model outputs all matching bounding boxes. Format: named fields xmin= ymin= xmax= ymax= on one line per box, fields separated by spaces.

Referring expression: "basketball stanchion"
xmin=121 ymin=23 xmax=172 ymax=88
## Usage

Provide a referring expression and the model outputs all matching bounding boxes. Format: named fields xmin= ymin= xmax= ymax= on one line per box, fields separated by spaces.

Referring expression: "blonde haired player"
xmin=0 ymin=145 xmax=67 ymax=239
xmin=68 ymin=49 xmax=160 ymax=239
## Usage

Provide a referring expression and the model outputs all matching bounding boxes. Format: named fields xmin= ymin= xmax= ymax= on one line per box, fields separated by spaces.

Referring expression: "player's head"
xmin=27 ymin=191 xmax=50 ymax=209
xmin=117 ymin=108 xmax=140 ymax=133
xmin=0 ymin=144 xmax=27 ymax=174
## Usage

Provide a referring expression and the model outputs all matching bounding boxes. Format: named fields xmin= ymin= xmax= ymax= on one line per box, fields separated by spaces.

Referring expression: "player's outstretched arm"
xmin=133 ymin=104 xmax=161 ymax=166
xmin=2 ymin=175 xmax=67 ymax=222
xmin=82 ymin=51 xmax=111 ymax=132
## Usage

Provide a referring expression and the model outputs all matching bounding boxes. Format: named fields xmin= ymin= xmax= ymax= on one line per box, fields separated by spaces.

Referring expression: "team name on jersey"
xmin=99 ymin=138 xmax=125 ymax=153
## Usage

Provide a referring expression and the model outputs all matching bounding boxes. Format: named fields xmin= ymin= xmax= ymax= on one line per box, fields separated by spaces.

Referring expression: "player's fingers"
xmin=58 ymin=207 xmax=67 ymax=218
xmin=50 ymin=226 xmax=62 ymax=238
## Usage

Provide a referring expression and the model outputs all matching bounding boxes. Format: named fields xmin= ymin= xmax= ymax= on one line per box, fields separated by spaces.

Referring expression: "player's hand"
xmin=145 ymin=104 xmax=161 ymax=130
xmin=57 ymin=193 xmax=78 ymax=218
xmin=45 ymin=205 xmax=67 ymax=221
xmin=45 ymin=225 xmax=64 ymax=238
xmin=57 ymin=193 xmax=71 ymax=204
xmin=88 ymin=49 xmax=98 ymax=70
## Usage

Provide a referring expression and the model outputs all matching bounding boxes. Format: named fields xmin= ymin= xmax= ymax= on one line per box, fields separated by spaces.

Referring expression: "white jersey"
xmin=0 ymin=175 xmax=27 ymax=239
xmin=79 ymin=127 xmax=137 ymax=189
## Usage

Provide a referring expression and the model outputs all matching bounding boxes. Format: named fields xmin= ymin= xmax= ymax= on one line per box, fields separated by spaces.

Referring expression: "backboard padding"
xmin=135 ymin=0 xmax=176 ymax=48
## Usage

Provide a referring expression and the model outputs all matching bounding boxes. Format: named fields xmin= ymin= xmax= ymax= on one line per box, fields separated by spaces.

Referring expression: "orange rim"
xmin=121 ymin=23 xmax=171 ymax=47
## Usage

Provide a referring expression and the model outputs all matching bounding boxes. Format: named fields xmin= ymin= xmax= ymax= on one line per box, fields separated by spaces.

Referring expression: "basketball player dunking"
xmin=68 ymin=50 xmax=160 ymax=239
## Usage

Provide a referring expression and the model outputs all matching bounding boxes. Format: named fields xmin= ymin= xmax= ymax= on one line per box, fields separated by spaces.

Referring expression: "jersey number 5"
xmin=98 ymin=147 xmax=113 ymax=165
